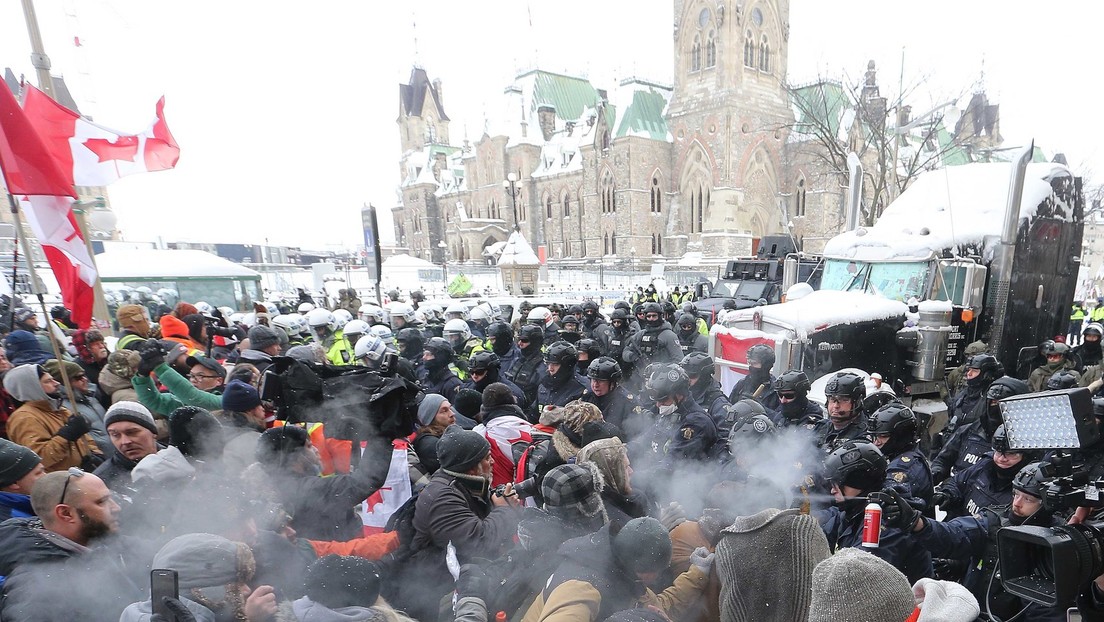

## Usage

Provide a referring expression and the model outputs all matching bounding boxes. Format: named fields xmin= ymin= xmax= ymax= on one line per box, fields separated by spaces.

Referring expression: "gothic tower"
xmin=666 ymin=0 xmax=793 ymax=257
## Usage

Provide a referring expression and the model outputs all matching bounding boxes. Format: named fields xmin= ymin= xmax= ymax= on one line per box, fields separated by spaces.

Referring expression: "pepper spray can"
xmin=862 ymin=501 xmax=882 ymax=548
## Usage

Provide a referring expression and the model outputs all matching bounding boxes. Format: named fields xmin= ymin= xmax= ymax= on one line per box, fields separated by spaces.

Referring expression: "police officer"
xmin=1028 ymin=341 xmax=1076 ymax=392
xmin=877 ymin=462 xmax=1065 ymax=621
xmin=599 ymin=308 xmax=636 ymax=373
xmin=934 ymin=424 xmax=1032 ymax=521
xmin=623 ymin=302 xmax=683 ymax=388
xmin=443 ymin=319 xmax=487 ymax=380
xmin=937 ymin=353 xmax=1003 ymax=453
xmin=818 ymin=441 xmax=932 ymax=583
xmin=716 ymin=398 xmax=768 ymax=454
xmin=680 ymin=302 xmax=709 ymax=336
xmin=419 ymin=337 xmax=463 ymax=400
xmin=557 ymin=315 xmax=583 ymax=345
xmin=486 ymin=321 xmax=521 ymax=376
xmin=1071 ymin=301 xmax=1088 ymax=346
xmin=574 ymin=338 xmax=602 ymax=379
xmin=727 ymin=344 xmax=780 ymax=412
xmin=395 ymin=327 xmax=426 ymax=375
xmin=463 ymin=351 xmax=525 ymax=403
xmin=679 ymin=352 xmax=729 ymax=426
xmin=581 ymin=357 xmax=635 ymax=431
xmin=505 ymin=324 xmax=547 ymax=417
xmin=812 ymin=371 xmax=870 ymax=453
xmin=768 ymin=370 xmax=823 ymax=429
xmin=932 ymin=375 xmax=1028 ymax=484
xmin=635 ymin=364 xmax=718 ymax=470
xmin=580 ymin=300 xmax=610 ymax=341
xmin=869 ymin=402 xmax=933 ymax=511
xmin=1075 ymin=322 xmax=1104 ymax=368
xmin=674 ymin=314 xmax=707 ymax=355
xmin=537 ymin=342 xmax=587 ymax=414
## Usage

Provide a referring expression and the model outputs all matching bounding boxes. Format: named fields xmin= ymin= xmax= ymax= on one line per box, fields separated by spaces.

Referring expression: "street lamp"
xmin=438 ymin=240 xmax=449 ymax=291
xmin=502 ymin=172 xmax=521 ymax=232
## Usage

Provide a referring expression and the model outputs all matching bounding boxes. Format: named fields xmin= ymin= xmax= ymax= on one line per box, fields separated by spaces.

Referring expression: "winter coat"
xmin=931 ymin=417 xmax=992 ymax=483
xmin=537 ymin=373 xmax=587 ymax=411
xmin=158 ymin=315 xmax=203 ymax=354
xmin=691 ymin=380 xmax=730 ymax=426
xmin=5 ymin=365 xmax=101 ymax=471
xmin=581 ymin=385 xmax=637 ymax=430
xmin=623 ymin=323 xmax=683 ymax=384
xmin=937 ymin=457 xmax=1017 ymax=520
xmin=132 ymin=362 xmax=223 ymax=418
xmin=420 ymin=365 xmax=463 ymax=400
xmin=0 ymin=493 xmax=33 ymax=522
xmin=521 ymin=524 xmax=709 ymax=622
xmin=3 ymin=331 xmax=52 ymax=367
xmin=885 ymin=447 xmax=934 ymax=510
xmin=93 ymin=443 xmax=165 ymax=491
xmin=59 ymin=391 xmax=112 ymax=456
xmin=1027 ymin=359 xmax=1077 ymax=392
xmin=478 ymin=403 xmax=535 ymax=487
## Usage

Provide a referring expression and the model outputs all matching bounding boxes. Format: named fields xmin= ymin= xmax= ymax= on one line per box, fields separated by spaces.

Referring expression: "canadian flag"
xmin=0 ymin=83 xmax=96 ymax=327
xmin=21 ymin=85 xmax=179 ymax=187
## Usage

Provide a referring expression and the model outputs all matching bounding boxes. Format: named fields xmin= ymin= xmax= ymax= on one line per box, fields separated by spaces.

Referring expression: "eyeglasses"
xmin=59 ymin=466 xmax=85 ymax=506
xmin=778 ymin=392 xmax=797 ymax=400
xmin=187 ymin=373 xmax=221 ymax=380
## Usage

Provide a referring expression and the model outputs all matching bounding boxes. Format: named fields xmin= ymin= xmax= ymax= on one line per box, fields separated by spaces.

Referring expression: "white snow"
xmin=97 ymin=249 xmax=261 ymax=279
xmin=720 ymin=289 xmax=908 ymax=338
xmin=497 ymin=230 xmax=540 ymax=266
xmin=382 ymin=254 xmax=439 ymax=269
xmin=823 ymin=162 xmax=1071 ymax=261
xmin=917 ymin=299 xmax=953 ymax=313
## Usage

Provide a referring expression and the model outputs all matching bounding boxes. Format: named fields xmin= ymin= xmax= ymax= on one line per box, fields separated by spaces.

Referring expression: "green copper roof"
xmin=526 ymin=70 xmax=602 ymax=121
xmin=791 ymin=81 xmax=848 ymax=137
xmin=615 ymin=88 xmax=669 ymax=140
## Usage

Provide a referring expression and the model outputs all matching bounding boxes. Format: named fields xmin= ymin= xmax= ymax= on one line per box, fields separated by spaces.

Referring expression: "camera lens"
xmin=512 ymin=477 xmax=539 ymax=500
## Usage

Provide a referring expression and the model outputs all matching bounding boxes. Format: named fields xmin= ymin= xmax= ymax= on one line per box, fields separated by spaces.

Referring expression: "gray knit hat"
xmin=716 ymin=508 xmax=830 ymax=622
xmin=417 ymin=394 xmax=447 ymax=427
xmin=248 ymin=325 xmax=281 ymax=351
xmin=0 ymin=439 xmax=41 ymax=488
xmin=807 ymin=548 xmax=915 ymax=622
xmin=152 ymin=533 xmax=255 ymax=590
xmin=611 ymin=517 xmax=671 ymax=575
xmin=437 ymin=425 xmax=490 ymax=472
xmin=104 ymin=401 xmax=159 ymax=435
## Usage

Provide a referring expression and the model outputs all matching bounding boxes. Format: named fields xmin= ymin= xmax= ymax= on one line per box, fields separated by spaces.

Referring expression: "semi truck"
xmin=709 ymin=147 xmax=1084 ymax=434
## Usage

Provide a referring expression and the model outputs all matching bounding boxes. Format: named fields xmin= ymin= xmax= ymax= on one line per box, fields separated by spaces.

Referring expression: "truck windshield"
xmin=712 ymin=280 xmax=770 ymax=300
xmin=820 ymin=259 xmax=930 ymax=302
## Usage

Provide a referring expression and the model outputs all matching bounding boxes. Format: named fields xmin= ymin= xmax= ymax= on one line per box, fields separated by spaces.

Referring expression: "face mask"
xmin=657 ymin=403 xmax=677 ymax=416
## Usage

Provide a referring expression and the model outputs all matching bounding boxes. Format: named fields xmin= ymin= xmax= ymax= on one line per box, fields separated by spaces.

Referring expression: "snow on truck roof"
xmin=97 ymin=249 xmax=261 ymax=280
xmin=718 ymin=290 xmax=909 ymax=339
xmin=823 ymin=162 xmax=1072 ymax=261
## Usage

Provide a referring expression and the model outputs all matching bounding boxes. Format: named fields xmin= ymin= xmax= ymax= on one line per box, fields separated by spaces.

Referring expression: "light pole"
xmin=502 ymin=172 xmax=521 ymax=232
xmin=438 ymin=240 xmax=449 ymax=293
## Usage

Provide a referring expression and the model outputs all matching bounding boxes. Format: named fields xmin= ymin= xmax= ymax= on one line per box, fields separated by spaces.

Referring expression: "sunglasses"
xmin=517 ymin=338 xmax=530 ymax=344
xmin=778 ymin=392 xmax=797 ymax=400
xmin=59 ymin=466 xmax=85 ymax=506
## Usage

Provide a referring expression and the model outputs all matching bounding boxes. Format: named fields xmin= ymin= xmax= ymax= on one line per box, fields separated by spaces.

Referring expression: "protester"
xmin=4 ymin=364 xmax=104 ymax=471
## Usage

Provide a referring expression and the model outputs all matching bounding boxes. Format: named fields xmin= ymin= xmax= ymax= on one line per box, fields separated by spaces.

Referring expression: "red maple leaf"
xmin=82 ymin=136 xmax=139 ymax=163
xmin=364 ymin=486 xmax=393 ymax=513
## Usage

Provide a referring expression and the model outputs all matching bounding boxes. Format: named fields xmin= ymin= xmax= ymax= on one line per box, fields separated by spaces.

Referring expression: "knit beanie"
xmin=104 ymin=401 xmax=159 ymax=435
xmin=611 ymin=517 xmax=671 ymax=575
xmin=541 ymin=463 xmax=607 ymax=523
xmin=912 ymin=578 xmax=979 ymax=622
xmin=482 ymin=382 xmax=516 ymax=408
xmin=181 ymin=314 xmax=207 ymax=343
xmin=0 ymin=438 xmax=41 ymax=488
xmin=304 ymin=555 xmax=382 ymax=610
xmin=222 ymin=379 xmax=262 ymax=413
xmin=581 ymin=420 xmax=624 ymax=446
xmin=169 ymin=406 xmax=226 ymax=460
xmin=255 ymin=425 xmax=311 ymax=467
xmin=417 ymin=394 xmax=448 ymax=427
xmin=807 ymin=548 xmax=916 ymax=622
xmin=152 ymin=533 xmax=255 ymax=590
xmin=716 ymin=508 xmax=831 ymax=622
xmin=452 ymin=388 xmax=483 ymax=421
xmin=248 ymin=325 xmax=281 ymax=351
xmin=436 ymin=424 xmax=490 ymax=472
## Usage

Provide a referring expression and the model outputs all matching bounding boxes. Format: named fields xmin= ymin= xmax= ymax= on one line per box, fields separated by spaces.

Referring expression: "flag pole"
xmin=5 ymin=191 xmax=81 ymax=409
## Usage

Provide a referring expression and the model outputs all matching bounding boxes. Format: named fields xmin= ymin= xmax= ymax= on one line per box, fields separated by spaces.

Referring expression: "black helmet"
xmin=823 ymin=441 xmax=888 ymax=492
xmin=986 ymin=376 xmax=1031 ymax=401
xmin=614 ymin=301 xmax=631 ymax=312
xmin=676 ymin=314 xmax=697 ymax=331
xmin=424 ymin=337 xmax=455 ymax=362
xmin=487 ymin=322 xmax=514 ymax=355
xmin=773 ymin=370 xmax=811 ymax=395
xmin=991 ymin=424 xmax=1013 ymax=453
xmin=966 ymin=353 xmax=1004 ymax=384
xmin=824 ymin=371 xmax=866 ymax=404
xmin=662 ymin=301 xmax=677 ymax=317
xmin=1047 ymin=370 xmax=1080 ymax=391
xmin=862 ymin=391 xmax=902 ymax=414
xmin=468 ymin=351 xmax=501 ymax=372
xmin=582 ymin=300 xmax=599 ymax=315
xmin=50 ymin=305 xmax=69 ymax=319
xmin=544 ymin=341 xmax=578 ymax=366
xmin=518 ymin=324 xmax=545 ymax=348
xmin=561 ymin=315 xmax=580 ymax=330
xmin=1041 ymin=341 xmax=1071 ymax=357
xmin=396 ymin=327 xmax=424 ymax=346
xmin=681 ymin=302 xmax=696 ymax=314
xmin=746 ymin=344 xmax=776 ymax=368
xmin=868 ymin=403 xmax=918 ymax=456
xmin=610 ymin=308 xmax=630 ymax=323
xmin=576 ymin=338 xmax=602 ymax=361
xmin=587 ymin=356 xmax=623 ymax=382
xmin=728 ymin=413 xmax=776 ymax=455
xmin=1012 ymin=461 xmax=1051 ymax=498
xmin=642 ymin=302 xmax=663 ymax=316
xmin=680 ymin=352 xmax=715 ymax=379
xmin=722 ymin=399 xmax=767 ymax=429
xmin=647 ymin=365 xmax=691 ymax=401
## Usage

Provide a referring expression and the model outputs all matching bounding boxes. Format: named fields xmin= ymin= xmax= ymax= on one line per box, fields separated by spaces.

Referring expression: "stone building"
xmin=392 ymin=0 xmax=999 ymax=264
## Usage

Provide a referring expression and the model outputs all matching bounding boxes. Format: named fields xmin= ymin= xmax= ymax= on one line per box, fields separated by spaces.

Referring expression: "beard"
xmin=77 ymin=509 xmax=113 ymax=541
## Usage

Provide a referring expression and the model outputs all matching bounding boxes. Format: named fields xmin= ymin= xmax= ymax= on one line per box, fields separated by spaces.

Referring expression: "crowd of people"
xmin=0 ymin=288 xmax=1098 ymax=622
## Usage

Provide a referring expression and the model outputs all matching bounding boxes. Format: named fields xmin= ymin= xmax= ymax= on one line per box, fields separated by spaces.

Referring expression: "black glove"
xmin=930 ymin=490 xmax=948 ymax=508
xmin=137 ymin=340 xmax=165 ymax=376
xmin=455 ymin=563 xmax=488 ymax=601
xmin=56 ymin=414 xmax=91 ymax=441
xmin=872 ymin=487 xmax=922 ymax=532
xmin=151 ymin=597 xmax=197 ymax=622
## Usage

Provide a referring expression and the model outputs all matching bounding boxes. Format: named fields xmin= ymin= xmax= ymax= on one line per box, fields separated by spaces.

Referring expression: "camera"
xmin=512 ymin=477 xmax=540 ymax=500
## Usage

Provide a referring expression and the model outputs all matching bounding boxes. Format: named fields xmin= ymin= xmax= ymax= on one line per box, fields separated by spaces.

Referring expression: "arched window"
xmin=611 ymin=233 xmax=617 ymax=255
xmin=561 ymin=191 xmax=570 ymax=218
xmin=600 ymin=171 xmax=615 ymax=214
xmin=545 ymin=193 xmax=553 ymax=219
xmin=795 ymin=177 xmax=807 ymax=217
xmin=603 ymin=233 xmax=609 ymax=256
xmin=743 ymin=30 xmax=755 ymax=68
xmin=705 ymin=31 xmax=716 ymax=68
xmin=651 ymin=175 xmax=662 ymax=213
xmin=759 ymin=36 xmax=771 ymax=72
xmin=691 ymin=35 xmax=702 ymax=72
xmin=517 ymin=192 xmax=526 ymax=223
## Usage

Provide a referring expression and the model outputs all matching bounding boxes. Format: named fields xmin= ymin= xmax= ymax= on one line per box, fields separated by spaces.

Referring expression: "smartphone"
xmin=380 ymin=352 xmax=398 ymax=375
xmin=151 ymin=568 xmax=179 ymax=618
xmin=259 ymin=370 xmax=281 ymax=401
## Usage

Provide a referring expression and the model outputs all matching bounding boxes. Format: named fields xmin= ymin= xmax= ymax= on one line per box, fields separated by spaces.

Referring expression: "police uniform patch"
xmin=752 ymin=418 xmax=769 ymax=433
xmin=892 ymin=472 xmax=907 ymax=483
xmin=626 ymin=393 xmax=634 ymax=399
xmin=682 ymin=427 xmax=694 ymax=440
xmin=901 ymin=455 xmax=911 ymax=463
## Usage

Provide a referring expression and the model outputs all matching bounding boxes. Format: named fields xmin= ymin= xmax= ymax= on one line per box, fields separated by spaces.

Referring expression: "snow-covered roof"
xmin=823 ymin=162 xmax=1073 ymax=261
xmin=382 ymin=253 xmax=438 ymax=269
xmin=482 ymin=241 xmax=507 ymax=258
xmin=720 ymin=290 xmax=908 ymax=338
xmin=497 ymin=230 xmax=540 ymax=266
xmin=97 ymin=249 xmax=261 ymax=280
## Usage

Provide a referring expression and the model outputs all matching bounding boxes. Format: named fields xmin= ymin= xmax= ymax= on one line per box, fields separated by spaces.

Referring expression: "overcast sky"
xmin=0 ymin=1 xmax=1099 ymax=249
